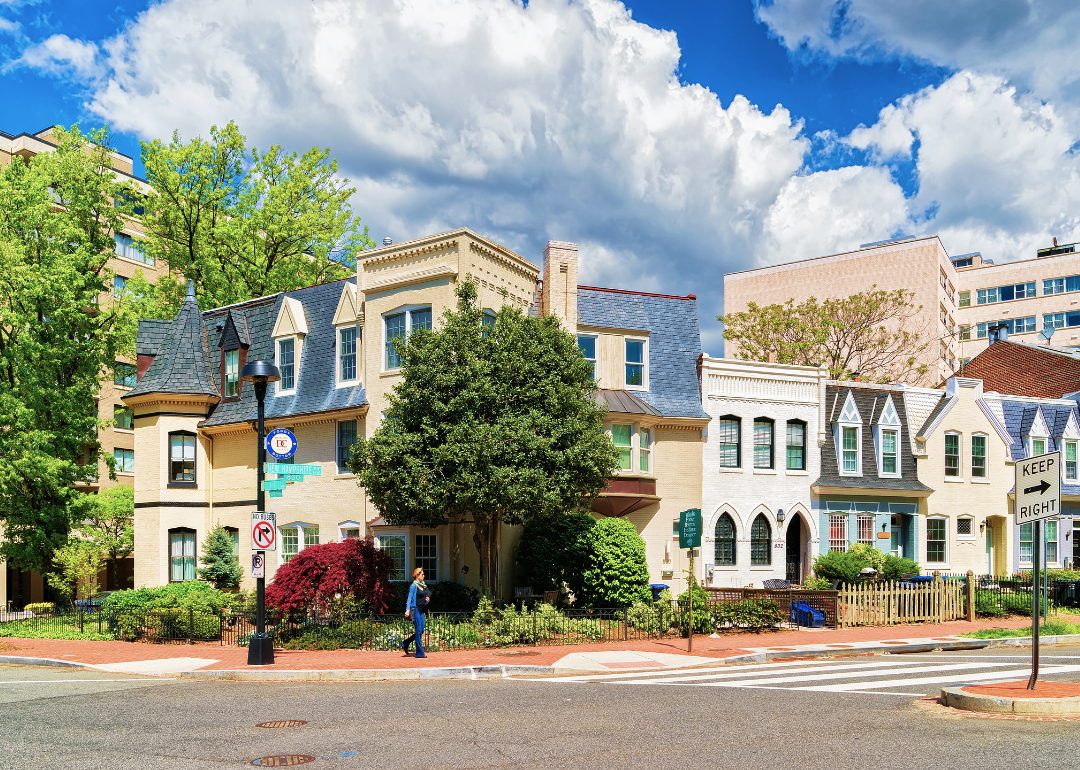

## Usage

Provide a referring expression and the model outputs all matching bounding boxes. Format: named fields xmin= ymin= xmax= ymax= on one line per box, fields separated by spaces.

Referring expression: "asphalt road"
xmin=2 ymin=646 xmax=1079 ymax=770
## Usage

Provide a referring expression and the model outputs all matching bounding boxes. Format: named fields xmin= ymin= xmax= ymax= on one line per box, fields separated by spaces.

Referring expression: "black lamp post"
xmin=240 ymin=360 xmax=280 ymax=666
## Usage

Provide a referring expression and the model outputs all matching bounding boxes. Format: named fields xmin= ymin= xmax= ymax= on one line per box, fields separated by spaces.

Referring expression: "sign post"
xmin=679 ymin=509 xmax=702 ymax=652
xmin=1015 ymin=451 xmax=1060 ymax=690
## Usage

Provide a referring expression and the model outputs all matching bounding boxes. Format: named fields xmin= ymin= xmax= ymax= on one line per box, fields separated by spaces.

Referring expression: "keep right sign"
xmin=1015 ymin=451 xmax=1061 ymax=524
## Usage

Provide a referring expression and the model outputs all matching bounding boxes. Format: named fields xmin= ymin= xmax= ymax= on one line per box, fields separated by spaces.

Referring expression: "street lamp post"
xmin=240 ymin=360 xmax=280 ymax=666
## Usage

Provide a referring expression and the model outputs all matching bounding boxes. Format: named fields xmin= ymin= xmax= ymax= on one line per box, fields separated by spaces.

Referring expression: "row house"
xmin=126 ymin=229 xmax=709 ymax=598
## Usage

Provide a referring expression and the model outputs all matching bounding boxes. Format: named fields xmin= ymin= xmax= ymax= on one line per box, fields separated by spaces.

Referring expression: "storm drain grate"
xmin=256 ymin=720 xmax=308 ymax=729
xmin=251 ymin=755 xmax=316 ymax=766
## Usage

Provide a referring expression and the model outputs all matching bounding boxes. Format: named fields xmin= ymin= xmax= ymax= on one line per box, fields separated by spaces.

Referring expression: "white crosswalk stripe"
xmin=529 ymin=656 xmax=1080 ymax=698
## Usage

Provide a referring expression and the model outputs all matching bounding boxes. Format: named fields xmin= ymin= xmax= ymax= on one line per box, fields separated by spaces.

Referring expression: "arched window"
xmin=714 ymin=514 xmax=736 ymax=566
xmin=751 ymin=515 xmax=771 ymax=565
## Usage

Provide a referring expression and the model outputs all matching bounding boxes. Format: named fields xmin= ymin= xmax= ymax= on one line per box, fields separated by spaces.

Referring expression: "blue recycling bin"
xmin=650 ymin=583 xmax=670 ymax=603
xmin=789 ymin=601 xmax=824 ymax=628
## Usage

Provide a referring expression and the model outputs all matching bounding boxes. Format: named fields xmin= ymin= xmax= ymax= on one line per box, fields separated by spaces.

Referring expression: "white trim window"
xmin=836 ymin=392 xmax=862 ymax=476
xmin=926 ymin=518 xmax=947 ymax=564
xmin=1020 ymin=522 xmax=1034 ymax=565
xmin=1066 ymin=440 xmax=1078 ymax=481
xmin=944 ymin=432 xmax=961 ymax=478
xmin=1045 ymin=520 xmax=1059 ymax=564
xmin=280 ymin=523 xmax=319 ymax=564
xmin=415 ymin=533 xmax=438 ymax=581
xmin=638 ymin=427 xmax=652 ymax=473
xmin=624 ymin=337 xmax=647 ymax=390
xmin=857 ymin=514 xmax=875 ymax=546
xmin=610 ymin=423 xmax=653 ymax=474
xmin=718 ymin=416 xmax=741 ymax=468
xmin=753 ymin=418 xmax=774 ymax=469
xmin=957 ymin=516 xmax=975 ymax=540
xmin=224 ymin=349 xmax=239 ymax=397
xmin=577 ymin=334 xmax=598 ymax=380
xmin=1030 ymin=437 xmax=1047 ymax=456
xmin=376 ymin=534 xmax=407 ymax=581
xmin=971 ymin=434 xmax=988 ymax=478
xmin=277 ymin=338 xmax=297 ymax=393
xmin=339 ymin=521 xmax=362 ymax=540
xmin=384 ymin=306 xmax=432 ymax=371
xmin=338 ymin=326 xmax=358 ymax=384
xmin=875 ymin=396 xmax=901 ymax=478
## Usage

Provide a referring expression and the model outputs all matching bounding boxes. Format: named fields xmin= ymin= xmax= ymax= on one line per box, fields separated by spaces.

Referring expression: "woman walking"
xmin=402 ymin=567 xmax=430 ymax=658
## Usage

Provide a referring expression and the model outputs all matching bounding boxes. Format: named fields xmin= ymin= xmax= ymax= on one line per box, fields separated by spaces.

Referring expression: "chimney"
xmin=540 ymin=240 xmax=578 ymax=329
xmin=988 ymin=322 xmax=1010 ymax=343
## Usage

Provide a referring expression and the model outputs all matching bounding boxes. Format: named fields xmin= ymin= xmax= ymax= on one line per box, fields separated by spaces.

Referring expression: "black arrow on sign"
xmin=1024 ymin=479 xmax=1052 ymax=496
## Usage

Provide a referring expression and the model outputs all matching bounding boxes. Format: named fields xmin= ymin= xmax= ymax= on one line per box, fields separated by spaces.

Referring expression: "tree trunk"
xmin=471 ymin=517 xmax=499 ymax=599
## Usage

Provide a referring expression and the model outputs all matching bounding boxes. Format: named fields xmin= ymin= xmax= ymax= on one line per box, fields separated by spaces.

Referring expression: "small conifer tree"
xmin=197 ymin=525 xmax=243 ymax=590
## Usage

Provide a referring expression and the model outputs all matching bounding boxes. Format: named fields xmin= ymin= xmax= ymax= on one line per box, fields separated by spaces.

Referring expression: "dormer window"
xmin=625 ymin=338 xmax=647 ymax=389
xmin=836 ymin=392 xmax=862 ymax=476
xmin=1031 ymin=437 xmax=1046 ymax=456
xmin=875 ymin=395 xmax=901 ymax=478
xmin=224 ymin=349 xmax=239 ymax=397
xmin=339 ymin=327 xmax=358 ymax=383
xmin=278 ymin=338 xmax=295 ymax=391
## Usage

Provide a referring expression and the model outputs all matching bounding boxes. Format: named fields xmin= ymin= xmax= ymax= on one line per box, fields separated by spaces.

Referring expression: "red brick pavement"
xmin=963 ymin=680 xmax=1080 ymax=699
xmin=0 ymin=615 xmax=1037 ymax=672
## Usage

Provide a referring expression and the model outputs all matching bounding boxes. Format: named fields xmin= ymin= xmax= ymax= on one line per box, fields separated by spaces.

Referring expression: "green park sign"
xmin=678 ymin=508 xmax=702 ymax=550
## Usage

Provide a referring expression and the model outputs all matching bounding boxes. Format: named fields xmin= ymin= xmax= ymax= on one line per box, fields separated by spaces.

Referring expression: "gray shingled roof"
xmin=578 ymin=288 xmax=706 ymax=419
xmin=135 ymin=319 xmax=172 ymax=357
xmin=127 ymin=283 xmax=219 ymax=399
xmin=1001 ymin=400 xmax=1078 ymax=463
xmin=813 ymin=384 xmax=932 ymax=493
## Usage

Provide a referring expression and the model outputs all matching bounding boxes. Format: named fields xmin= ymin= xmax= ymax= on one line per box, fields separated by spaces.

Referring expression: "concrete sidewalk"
xmin=0 ymin=614 xmax=1043 ymax=680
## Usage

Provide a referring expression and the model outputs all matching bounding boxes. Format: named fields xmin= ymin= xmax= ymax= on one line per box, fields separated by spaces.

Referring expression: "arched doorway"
xmin=785 ymin=515 xmax=804 ymax=584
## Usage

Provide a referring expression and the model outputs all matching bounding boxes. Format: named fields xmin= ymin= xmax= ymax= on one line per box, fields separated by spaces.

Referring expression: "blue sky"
xmin=2 ymin=0 xmax=1078 ymax=351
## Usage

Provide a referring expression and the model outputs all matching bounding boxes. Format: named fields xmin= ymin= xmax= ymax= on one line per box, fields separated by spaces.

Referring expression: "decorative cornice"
xmin=469 ymin=241 xmax=539 ymax=282
xmin=364 ymin=263 xmax=458 ymax=293
xmin=125 ymin=394 xmax=219 ymax=411
xmin=362 ymin=239 xmax=458 ymax=268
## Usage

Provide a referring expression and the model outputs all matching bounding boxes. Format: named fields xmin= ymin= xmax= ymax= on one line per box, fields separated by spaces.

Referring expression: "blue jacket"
xmin=406 ymin=580 xmax=419 ymax=613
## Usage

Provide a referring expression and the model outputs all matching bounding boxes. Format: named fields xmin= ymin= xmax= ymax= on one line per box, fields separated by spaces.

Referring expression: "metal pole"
xmin=1029 ymin=520 xmax=1041 ymax=690
xmin=248 ymin=379 xmax=274 ymax=666
xmin=688 ymin=549 xmax=694 ymax=653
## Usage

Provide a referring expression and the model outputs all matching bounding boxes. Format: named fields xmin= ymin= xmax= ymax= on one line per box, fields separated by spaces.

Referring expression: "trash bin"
xmin=650 ymin=583 xmax=670 ymax=603
xmin=789 ymin=601 xmax=824 ymax=628
xmin=1054 ymin=580 xmax=1078 ymax=608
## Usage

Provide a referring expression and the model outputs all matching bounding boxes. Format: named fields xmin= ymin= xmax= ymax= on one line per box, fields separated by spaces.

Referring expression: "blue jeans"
xmin=403 ymin=611 xmax=425 ymax=657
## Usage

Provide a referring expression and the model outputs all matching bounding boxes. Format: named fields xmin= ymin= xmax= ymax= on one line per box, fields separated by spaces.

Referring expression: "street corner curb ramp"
xmin=181 ymin=664 xmax=557 ymax=682
xmin=0 ymin=655 xmax=93 ymax=669
xmin=941 ymin=685 xmax=1080 ymax=716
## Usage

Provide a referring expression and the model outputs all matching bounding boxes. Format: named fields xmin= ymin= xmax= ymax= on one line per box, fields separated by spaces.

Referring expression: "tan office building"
xmin=1 ymin=126 xmax=170 ymax=607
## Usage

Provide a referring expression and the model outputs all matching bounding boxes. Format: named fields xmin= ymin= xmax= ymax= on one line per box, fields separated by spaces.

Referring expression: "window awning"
xmin=590 ymin=476 xmax=661 ymax=517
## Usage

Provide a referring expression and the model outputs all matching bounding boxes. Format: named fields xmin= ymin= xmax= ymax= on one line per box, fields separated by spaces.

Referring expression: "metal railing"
xmin=0 ymin=607 xmax=223 ymax=645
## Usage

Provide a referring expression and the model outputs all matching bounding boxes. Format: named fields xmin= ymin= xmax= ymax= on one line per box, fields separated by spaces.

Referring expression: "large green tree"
xmin=349 ymin=278 xmax=620 ymax=597
xmin=719 ymin=288 xmax=931 ymax=383
xmin=136 ymin=120 xmax=374 ymax=314
xmin=0 ymin=126 xmax=136 ymax=575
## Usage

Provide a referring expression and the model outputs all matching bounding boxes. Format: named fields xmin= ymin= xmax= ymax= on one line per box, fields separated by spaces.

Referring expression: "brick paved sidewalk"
xmin=0 ymin=615 xmax=1036 ymax=672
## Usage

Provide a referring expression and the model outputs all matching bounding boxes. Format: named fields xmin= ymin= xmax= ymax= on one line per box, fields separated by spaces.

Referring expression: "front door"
xmin=785 ymin=516 xmax=802 ymax=584
xmin=890 ymin=527 xmax=902 ymax=558
xmin=986 ymin=526 xmax=995 ymax=576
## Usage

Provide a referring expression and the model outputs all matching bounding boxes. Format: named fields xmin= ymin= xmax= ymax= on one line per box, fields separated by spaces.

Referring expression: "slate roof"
xmin=1000 ymin=398 xmax=1080 ymax=496
xmin=135 ymin=320 xmax=172 ymax=357
xmin=578 ymin=287 xmax=707 ymax=419
xmin=813 ymin=384 xmax=933 ymax=494
xmin=960 ymin=340 xmax=1080 ymax=398
xmin=127 ymin=282 xmax=219 ymax=399
xmin=915 ymin=394 xmax=953 ymax=439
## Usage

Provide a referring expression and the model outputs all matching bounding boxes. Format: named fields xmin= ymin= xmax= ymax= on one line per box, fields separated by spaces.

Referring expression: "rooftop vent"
xmin=382 ymin=237 xmax=393 ymax=246
xmin=1037 ymin=237 xmax=1076 ymax=258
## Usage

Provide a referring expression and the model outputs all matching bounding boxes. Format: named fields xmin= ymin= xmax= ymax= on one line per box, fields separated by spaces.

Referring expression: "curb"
xmin=182 ymin=664 xmax=556 ymax=682
xmin=984 ymin=633 xmax=1080 ymax=648
xmin=0 ymin=655 xmax=92 ymax=669
xmin=941 ymin=685 xmax=1080 ymax=716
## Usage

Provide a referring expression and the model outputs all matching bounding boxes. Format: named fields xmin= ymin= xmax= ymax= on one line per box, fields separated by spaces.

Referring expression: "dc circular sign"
xmin=266 ymin=428 xmax=297 ymax=460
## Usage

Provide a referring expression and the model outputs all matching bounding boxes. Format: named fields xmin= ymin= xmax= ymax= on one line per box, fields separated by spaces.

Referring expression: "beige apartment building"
xmin=125 ymin=229 xmax=708 ymax=599
xmin=724 ymin=236 xmax=1080 ymax=386
xmin=1 ymin=126 xmax=169 ymax=608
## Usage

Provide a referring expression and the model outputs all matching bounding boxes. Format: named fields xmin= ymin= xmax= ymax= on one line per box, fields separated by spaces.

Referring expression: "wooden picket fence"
xmin=837 ymin=577 xmax=967 ymax=628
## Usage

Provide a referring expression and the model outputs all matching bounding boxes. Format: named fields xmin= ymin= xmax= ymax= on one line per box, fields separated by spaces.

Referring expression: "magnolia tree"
xmin=265 ymin=536 xmax=393 ymax=617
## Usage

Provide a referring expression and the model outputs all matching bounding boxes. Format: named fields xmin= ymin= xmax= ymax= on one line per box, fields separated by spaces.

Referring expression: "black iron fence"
xmin=0 ymin=607 xmax=223 ymax=645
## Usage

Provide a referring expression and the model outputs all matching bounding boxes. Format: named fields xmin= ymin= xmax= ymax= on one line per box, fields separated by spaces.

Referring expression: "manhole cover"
xmin=490 ymin=650 xmax=542 ymax=657
xmin=256 ymin=720 xmax=308 ymax=729
xmin=251 ymin=755 xmax=316 ymax=767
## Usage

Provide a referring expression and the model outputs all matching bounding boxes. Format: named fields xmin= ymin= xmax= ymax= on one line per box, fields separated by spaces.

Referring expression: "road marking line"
xmin=610 ymin=660 xmax=1012 ymax=687
xmin=801 ymin=664 xmax=1080 ymax=692
xmin=536 ymin=659 xmax=847 ymax=682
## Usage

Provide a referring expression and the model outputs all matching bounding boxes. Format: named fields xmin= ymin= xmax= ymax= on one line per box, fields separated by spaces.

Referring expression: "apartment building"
xmin=125 ymin=230 xmax=709 ymax=598
xmin=1 ymin=126 xmax=169 ymax=608
xmin=724 ymin=237 xmax=960 ymax=385
xmin=724 ymin=236 xmax=1080 ymax=386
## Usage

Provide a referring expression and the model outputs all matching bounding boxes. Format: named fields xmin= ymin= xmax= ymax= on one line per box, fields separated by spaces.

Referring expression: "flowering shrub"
xmin=265 ymin=535 xmax=393 ymax=616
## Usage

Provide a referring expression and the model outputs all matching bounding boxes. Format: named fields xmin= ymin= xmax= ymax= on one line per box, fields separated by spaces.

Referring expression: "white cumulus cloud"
xmin=9 ymin=34 xmax=103 ymax=79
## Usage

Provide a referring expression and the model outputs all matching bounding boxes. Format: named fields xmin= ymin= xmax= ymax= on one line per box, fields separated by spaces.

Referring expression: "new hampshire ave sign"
xmin=1015 ymin=451 xmax=1061 ymax=524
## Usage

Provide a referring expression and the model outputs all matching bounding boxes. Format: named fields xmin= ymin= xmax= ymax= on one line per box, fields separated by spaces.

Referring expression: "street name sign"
xmin=264 ymin=463 xmax=322 ymax=476
xmin=679 ymin=508 xmax=702 ymax=550
xmin=251 ymin=511 xmax=277 ymax=551
xmin=1015 ymin=451 xmax=1061 ymax=524
xmin=261 ymin=478 xmax=287 ymax=491
xmin=251 ymin=552 xmax=265 ymax=579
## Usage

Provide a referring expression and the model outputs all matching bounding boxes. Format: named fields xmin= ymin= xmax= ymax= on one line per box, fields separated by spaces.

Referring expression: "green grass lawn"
xmin=960 ymin=621 xmax=1080 ymax=639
